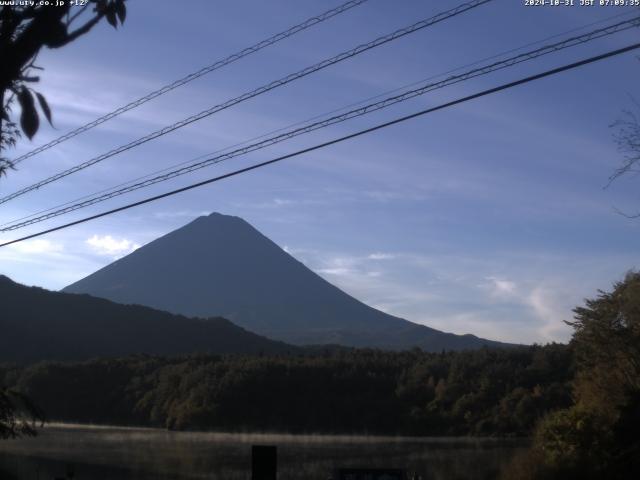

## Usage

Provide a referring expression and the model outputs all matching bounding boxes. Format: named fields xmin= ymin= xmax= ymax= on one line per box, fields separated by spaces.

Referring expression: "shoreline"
xmin=39 ymin=422 xmax=528 ymax=445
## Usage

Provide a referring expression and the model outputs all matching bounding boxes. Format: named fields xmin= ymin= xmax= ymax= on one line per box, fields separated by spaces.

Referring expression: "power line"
xmin=0 ymin=0 xmax=493 ymax=206
xmin=3 ymin=15 xmax=638 ymax=232
xmin=2 ymin=41 xmax=638 ymax=249
xmin=9 ymin=0 xmax=370 ymax=166
xmin=12 ymin=5 xmax=634 ymax=231
xmin=5 ymin=8 xmax=635 ymax=230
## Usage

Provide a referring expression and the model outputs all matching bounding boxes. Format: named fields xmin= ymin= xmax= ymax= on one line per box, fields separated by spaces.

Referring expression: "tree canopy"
xmin=0 ymin=0 xmax=126 ymax=177
xmin=502 ymin=272 xmax=640 ymax=480
xmin=1 ymin=344 xmax=573 ymax=436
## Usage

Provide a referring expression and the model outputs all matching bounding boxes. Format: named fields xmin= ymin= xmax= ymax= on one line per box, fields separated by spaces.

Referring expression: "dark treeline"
xmin=2 ymin=274 xmax=637 ymax=480
xmin=0 ymin=344 xmax=572 ymax=436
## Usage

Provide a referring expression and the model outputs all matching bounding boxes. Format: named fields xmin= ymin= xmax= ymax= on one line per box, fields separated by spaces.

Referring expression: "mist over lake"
xmin=0 ymin=424 xmax=525 ymax=480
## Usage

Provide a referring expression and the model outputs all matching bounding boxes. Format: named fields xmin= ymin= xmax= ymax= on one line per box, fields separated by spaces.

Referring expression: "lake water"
xmin=0 ymin=424 xmax=526 ymax=480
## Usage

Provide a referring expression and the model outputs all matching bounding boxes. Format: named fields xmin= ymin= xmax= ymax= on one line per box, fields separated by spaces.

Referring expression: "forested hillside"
xmin=1 ymin=345 xmax=572 ymax=436
xmin=0 ymin=275 xmax=294 ymax=363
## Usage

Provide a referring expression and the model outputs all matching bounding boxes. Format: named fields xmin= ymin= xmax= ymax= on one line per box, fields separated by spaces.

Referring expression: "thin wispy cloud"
xmin=368 ymin=252 xmax=396 ymax=260
xmin=526 ymin=287 xmax=570 ymax=341
xmin=483 ymin=276 xmax=517 ymax=298
xmin=7 ymin=239 xmax=64 ymax=254
xmin=282 ymin=245 xmax=634 ymax=344
xmin=153 ymin=210 xmax=211 ymax=219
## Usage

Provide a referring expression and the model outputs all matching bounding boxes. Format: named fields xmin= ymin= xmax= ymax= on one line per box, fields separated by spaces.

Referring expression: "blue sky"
xmin=1 ymin=0 xmax=638 ymax=344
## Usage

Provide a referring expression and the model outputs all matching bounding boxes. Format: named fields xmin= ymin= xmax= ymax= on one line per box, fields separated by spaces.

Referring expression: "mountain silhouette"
xmin=64 ymin=213 xmax=511 ymax=351
xmin=0 ymin=274 xmax=294 ymax=363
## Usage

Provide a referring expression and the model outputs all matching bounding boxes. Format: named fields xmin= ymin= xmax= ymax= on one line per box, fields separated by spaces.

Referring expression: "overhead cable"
xmin=3 ymin=15 xmax=638 ymax=232
xmin=9 ymin=0 xmax=370 ymax=166
xmin=6 ymin=7 xmax=634 ymax=230
xmin=0 ymin=0 xmax=493 ymax=206
xmin=2 ymin=41 xmax=638 ymax=248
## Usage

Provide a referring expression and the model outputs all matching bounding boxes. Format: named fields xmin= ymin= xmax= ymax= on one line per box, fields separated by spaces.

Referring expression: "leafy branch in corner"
xmin=0 ymin=0 xmax=127 ymax=177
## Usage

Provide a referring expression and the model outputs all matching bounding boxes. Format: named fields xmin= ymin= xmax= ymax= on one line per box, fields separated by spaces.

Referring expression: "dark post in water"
xmin=252 ymin=445 xmax=277 ymax=480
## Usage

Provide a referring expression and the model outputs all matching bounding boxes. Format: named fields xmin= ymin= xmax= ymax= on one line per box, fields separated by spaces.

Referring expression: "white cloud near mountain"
xmin=0 ymin=238 xmax=101 ymax=290
xmin=86 ymin=235 xmax=140 ymax=257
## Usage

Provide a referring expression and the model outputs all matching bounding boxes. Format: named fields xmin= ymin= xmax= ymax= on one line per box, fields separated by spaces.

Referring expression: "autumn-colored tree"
xmin=569 ymin=271 xmax=640 ymax=414
xmin=503 ymin=272 xmax=640 ymax=480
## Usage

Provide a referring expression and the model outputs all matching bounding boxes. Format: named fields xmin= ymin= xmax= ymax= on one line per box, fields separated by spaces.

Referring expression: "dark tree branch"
xmin=55 ymin=12 xmax=104 ymax=47
xmin=613 ymin=206 xmax=640 ymax=219
xmin=67 ymin=3 xmax=91 ymax=27
xmin=0 ymin=0 xmax=125 ymax=167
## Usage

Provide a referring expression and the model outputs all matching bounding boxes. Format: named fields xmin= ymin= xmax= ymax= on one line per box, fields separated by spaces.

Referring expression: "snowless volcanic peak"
xmin=64 ymin=212 xmax=512 ymax=351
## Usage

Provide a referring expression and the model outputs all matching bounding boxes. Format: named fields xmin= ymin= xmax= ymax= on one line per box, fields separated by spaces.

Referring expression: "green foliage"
xmin=13 ymin=86 xmax=53 ymax=141
xmin=0 ymin=103 xmax=18 ymax=177
xmin=534 ymin=407 xmax=613 ymax=471
xmin=569 ymin=271 xmax=640 ymax=409
xmin=0 ymin=0 xmax=126 ymax=169
xmin=1 ymin=344 xmax=573 ymax=436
